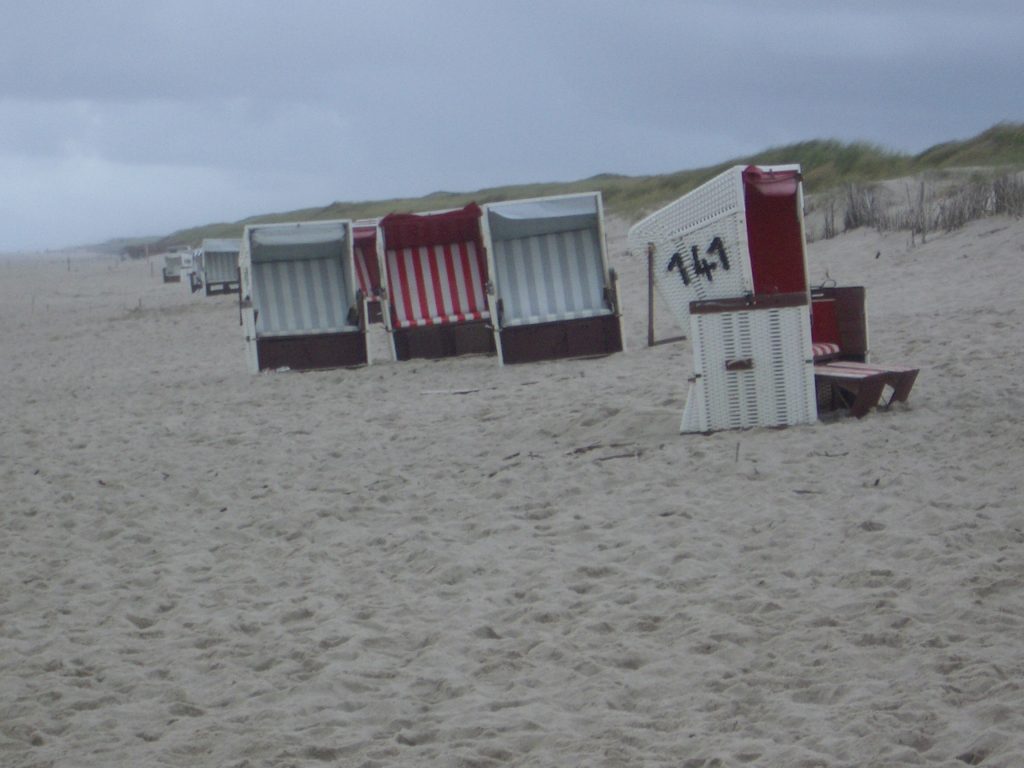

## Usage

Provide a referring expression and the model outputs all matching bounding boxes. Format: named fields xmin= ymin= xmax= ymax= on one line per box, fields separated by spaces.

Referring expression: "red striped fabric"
xmin=386 ymin=240 xmax=490 ymax=328
xmin=354 ymin=246 xmax=376 ymax=297
xmin=811 ymin=342 xmax=841 ymax=361
xmin=353 ymin=225 xmax=380 ymax=300
xmin=820 ymin=360 xmax=917 ymax=375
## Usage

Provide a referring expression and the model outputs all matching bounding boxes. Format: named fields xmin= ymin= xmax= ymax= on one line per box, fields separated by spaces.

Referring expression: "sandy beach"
xmin=2 ymin=213 xmax=1023 ymax=767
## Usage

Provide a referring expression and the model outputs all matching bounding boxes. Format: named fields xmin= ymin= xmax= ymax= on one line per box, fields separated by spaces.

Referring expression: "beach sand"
xmin=2 ymin=215 xmax=1023 ymax=767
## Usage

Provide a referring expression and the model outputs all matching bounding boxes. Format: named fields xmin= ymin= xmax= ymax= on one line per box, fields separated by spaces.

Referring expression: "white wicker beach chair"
xmin=630 ymin=165 xmax=819 ymax=432
xmin=681 ymin=294 xmax=818 ymax=433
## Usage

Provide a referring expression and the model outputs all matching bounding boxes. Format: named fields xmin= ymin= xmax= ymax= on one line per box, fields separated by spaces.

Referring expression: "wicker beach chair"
xmin=482 ymin=192 xmax=623 ymax=364
xmin=630 ymin=165 xmax=819 ymax=432
xmin=199 ymin=238 xmax=241 ymax=296
xmin=239 ymin=219 xmax=367 ymax=373
xmin=378 ymin=204 xmax=495 ymax=361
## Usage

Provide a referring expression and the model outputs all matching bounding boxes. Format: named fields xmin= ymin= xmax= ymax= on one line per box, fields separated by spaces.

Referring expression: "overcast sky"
xmin=1 ymin=0 xmax=1020 ymax=252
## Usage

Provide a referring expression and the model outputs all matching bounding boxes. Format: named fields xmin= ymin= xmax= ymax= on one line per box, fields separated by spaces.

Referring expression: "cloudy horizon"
xmin=2 ymin=0 xmax=1020 ymax=253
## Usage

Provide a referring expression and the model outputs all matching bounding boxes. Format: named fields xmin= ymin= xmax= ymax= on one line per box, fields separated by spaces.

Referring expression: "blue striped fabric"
xmin=252 ymin=257 xmax=355 ymax=337
xmin=493 ymin=228 xmax=610 ymax=327
xmin=204 ymin=250 xmax=238 ymax=284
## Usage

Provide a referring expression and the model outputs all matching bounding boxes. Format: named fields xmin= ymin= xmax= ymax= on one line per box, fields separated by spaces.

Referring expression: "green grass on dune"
xmin=139 ymin=121 xmax=1024 ymax=252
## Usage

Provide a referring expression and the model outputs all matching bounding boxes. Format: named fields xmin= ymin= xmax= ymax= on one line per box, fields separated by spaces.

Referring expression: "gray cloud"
xmin=1 ymin=0 xmax=1021 ymax=251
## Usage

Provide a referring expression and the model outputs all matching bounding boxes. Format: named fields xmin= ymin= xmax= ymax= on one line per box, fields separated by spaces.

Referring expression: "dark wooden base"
xmin=499 ymin=315 xmax=622 ymax=364
xmin=392 ymin=321 xmax=495 ymax=361
xmin=815 ymin=361 xmax=919 ymax=418
xmin=257 ymin=333 xmax=367 ymax=371
xmin=205 ymin=281 xmax=240 ymax=296
xmin=162 ymin=273 xmax=181 ymax=283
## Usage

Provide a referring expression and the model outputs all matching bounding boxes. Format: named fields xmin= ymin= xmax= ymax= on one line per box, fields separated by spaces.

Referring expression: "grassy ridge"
xmin=149 ymin=122 xmax=1024 ymax=251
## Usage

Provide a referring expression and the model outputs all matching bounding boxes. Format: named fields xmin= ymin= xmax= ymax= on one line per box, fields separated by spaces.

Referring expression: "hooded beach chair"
xmin=378 ymin=203 xmax=495 ymax=361
xmin=482 ymin=192 xmax=623 ymax=364
xmin=630 ymin=164 xmax=917 ymax=430
xmin=629 ymin=165 xmax=819 ymax=432
xmin=238 ymin=219 xmax=367 ymax=373
xmin=199 ymin=238 xmax=241 ymax=296
xmin=161 ymin=253 xmax=183 ymax=283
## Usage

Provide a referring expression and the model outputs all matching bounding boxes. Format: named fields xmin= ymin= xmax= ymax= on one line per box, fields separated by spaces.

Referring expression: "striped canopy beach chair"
xmin=482 ymin=192 xmax=623 ymax=364
xmin=378 ymin=204 xmax=495 ymax=360
xmin=161 ymin=253 xmax=182 ymax=283
xmin=199 ymin=238 xmax=241 ymax=296
xmin=239 ymin=219 xmax=367 ymax=373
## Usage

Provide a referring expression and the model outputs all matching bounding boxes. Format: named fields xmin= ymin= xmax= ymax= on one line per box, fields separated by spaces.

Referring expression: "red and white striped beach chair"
xmin=379 ymin=204 xmax=495 ymax=360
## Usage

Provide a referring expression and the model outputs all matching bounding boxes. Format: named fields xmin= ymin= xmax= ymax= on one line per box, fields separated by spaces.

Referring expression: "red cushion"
xmin=812 ymin=342 xmax=841 ymax=361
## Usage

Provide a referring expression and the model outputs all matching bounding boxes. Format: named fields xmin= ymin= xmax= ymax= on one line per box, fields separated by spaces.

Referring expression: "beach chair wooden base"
xmin=392 ymin=321 xmax=494 ymax=361
xmin=205 ymin=281 xmax=240 ymax=296
xmin=814 ymin=361 xmax=919 ymax=418
xmin=255 ymin=332 xmax=368 ymax=371
xmin=499 ymin=314 xmax=622 ymax=365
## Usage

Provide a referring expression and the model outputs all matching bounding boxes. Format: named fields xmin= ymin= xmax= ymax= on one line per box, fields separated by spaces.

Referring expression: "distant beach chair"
xmin=378 ymin=203 xmax=495 ymax=361
xmin=198 ymin=238 xmax=241 ymax=296
xmin=161 ymin=253 xmax=183 ymax=283
xmin=239 ymin=219 xmax=367 ymax=373
xmin=482 ymin=192 xmax=623 ymax=364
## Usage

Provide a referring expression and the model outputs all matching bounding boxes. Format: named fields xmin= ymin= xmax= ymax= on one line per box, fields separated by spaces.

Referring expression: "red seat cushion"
xmin=812 ymin=341 xmax=841 ymax=361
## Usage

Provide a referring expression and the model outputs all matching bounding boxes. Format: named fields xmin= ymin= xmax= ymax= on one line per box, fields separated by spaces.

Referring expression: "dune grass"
xmin=136 ymin=122 xmax=1024 ymax=253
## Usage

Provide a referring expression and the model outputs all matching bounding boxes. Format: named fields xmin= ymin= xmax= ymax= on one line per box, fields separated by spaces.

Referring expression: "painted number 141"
xmin=666 ymin=236 xmax=730 ymax=285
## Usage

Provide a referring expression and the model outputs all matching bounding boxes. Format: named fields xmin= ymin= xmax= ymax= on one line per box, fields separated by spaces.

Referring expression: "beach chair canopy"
xmin=485 ymin=193 xmax=611 ymax=328
xmin=742 ymin=166 xmax=807 ymax=296
xmin=243 ymin=220 xmax=357 ymax=338
xmin=627 ymin=164 xmax=809 ymax=333
xmin=379 ymin=204 xmax=489 ymax=329
xmin=200 ymin=238 xmax=241 ymax=285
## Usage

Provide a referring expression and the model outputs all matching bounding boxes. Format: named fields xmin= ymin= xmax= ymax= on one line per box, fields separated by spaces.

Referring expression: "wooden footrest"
xmin=814 ymin=361 xmax=919 ymax=418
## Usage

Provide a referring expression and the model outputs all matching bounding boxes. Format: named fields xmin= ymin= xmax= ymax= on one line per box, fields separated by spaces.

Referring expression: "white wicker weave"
xmin=681 ymin=302 xmax=817 ymax=433
xmin=627 ymin=165 xmax=801 ymax=333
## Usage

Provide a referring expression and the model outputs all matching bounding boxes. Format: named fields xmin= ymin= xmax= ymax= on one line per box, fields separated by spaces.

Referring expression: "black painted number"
xmin=666 ymin=236 xmax=731 ymax=285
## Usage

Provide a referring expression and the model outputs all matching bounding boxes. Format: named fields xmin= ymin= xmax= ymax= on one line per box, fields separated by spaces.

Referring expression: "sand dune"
xmin=2 ymin=215 xmax=1023 ymax=767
